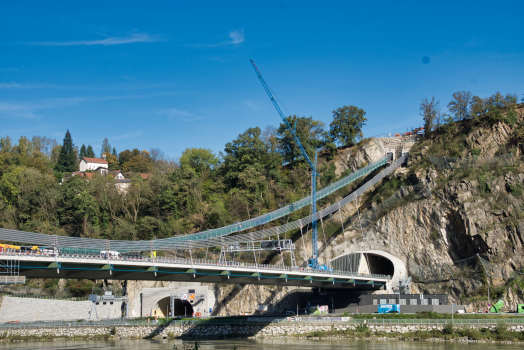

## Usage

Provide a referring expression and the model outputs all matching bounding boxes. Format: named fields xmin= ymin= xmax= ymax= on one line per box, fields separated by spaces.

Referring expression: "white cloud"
xmin=205 ymin=29 xmax=245 ymax=47
xmin=160 ymin=108 xmax=192 ymax=117
xmin=31 ymin=33 xmax=161 ymax=46
xmin=0 ymin=97 xmax=87 ymax=119
xmin=158 ymin=108 xmax=203 ymax=122
xmin=244 ymin=101 xmax=259 ymax=110
xmin=229 ymin=30 xmax=244 ymax=44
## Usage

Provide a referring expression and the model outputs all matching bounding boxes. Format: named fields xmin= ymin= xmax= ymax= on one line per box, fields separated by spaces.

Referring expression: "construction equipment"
xmin=518 ymin=304 xmax=524 ymax=314
xmin=490 ymin=300 xmax=504 ymax=313
xmin=250 ymin=60 xmax=327 ymax=270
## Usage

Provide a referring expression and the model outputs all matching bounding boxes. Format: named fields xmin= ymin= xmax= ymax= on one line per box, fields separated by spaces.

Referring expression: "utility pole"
xmin=389 ymin=125 xmax=391 ymax=137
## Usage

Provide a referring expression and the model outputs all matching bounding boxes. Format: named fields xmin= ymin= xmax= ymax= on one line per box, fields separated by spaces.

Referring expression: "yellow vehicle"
xmin=0 ymin=243 xmax=21 ymax=251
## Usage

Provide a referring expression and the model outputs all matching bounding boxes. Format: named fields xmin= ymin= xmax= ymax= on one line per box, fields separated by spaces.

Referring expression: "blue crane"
xmin=250 ymin=59 xmax=329 ymax=270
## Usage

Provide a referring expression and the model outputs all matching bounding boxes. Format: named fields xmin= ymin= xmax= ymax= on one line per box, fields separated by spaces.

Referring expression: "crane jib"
xmin=250 ymin=59 xmax=320 ymax=178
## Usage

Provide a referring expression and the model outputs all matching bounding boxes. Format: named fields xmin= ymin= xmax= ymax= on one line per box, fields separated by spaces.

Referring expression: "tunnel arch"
xmin=329 ymin=250 xmax=407 ymax=292
xmin=151 ymin=296 xmax=194 ymax=317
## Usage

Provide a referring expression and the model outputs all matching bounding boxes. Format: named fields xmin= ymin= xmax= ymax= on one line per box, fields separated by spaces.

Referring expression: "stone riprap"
xmin=0 ymin=296 xmax=124 ymax=323
xmin=2 ymin=323 xmax=524 ymax=340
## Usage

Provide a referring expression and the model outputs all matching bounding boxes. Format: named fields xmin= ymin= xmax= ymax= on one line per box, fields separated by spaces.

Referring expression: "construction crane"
xmin=250 ymin=59 xmax=329 ymax=271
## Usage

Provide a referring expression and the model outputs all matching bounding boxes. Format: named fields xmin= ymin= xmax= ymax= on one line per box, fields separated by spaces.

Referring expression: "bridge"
xmin=1 ymin=154 xmax=409 ymax=291
xmin=0 ymin=251 xmax=390 ymax=290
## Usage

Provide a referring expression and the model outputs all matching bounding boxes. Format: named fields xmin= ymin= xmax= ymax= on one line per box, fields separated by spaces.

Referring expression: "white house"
xmin=79 ymin=157 xmax=108 ymax=172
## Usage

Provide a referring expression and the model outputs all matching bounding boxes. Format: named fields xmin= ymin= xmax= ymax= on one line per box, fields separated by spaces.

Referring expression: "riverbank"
xmin=1 ymin=321 xmax=524 ymax=343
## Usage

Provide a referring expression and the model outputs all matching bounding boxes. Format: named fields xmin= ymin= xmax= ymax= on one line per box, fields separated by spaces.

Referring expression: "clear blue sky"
xmin=1 ymin=1 xmax=523 ymax=158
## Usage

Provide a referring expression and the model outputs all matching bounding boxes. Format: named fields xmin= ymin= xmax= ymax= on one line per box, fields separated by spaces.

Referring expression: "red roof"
xmin=139 ymin=173 xmax=150 ymax=180
xmin=73 ymin=172 xmax=94 ymax=179
xmin=82 ymin=157 xmax=108 ymax=165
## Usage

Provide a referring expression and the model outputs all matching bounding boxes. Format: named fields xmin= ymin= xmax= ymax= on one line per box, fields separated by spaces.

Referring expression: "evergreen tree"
xmin=86 ymin=145 xmax=95 ymax=158
xmin=101 ymin=138 xmax=112 ymax=156
xmin=79 ymin=144 xmax=87 ymax=159
xmin=54 ymin=129 xmax=77 ymax=172
xmin=112 ymin=147 xmax=117 ymax=156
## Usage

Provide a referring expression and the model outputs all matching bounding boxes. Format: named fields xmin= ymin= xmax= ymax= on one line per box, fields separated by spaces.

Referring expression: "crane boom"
xmin=250 ymin=59 xmax=320 ymax=178
xmin=250 ymin=59 xmax=330 ymax=270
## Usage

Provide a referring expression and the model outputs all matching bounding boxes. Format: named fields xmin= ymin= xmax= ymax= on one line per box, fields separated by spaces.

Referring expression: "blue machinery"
xmin=250 ymin=60 xmax=327 ymax=270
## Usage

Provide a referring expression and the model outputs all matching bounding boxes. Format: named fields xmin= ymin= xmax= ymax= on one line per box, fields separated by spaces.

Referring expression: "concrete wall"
xmin=140 ymin=284 xmax=215 ymax=318
xmin=337 ymin=304 xmax=466 ymax=314
xmin=0 ymin=296 xmax=124 ymax=323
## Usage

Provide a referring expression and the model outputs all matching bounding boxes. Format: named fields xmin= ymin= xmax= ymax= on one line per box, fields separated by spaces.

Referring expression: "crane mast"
xmin=250 ymin=59 xmax=326 ymax=269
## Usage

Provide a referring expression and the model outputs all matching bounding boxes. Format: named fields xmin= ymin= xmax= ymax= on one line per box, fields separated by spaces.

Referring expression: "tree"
xmin=222 ymin=127 xmax=266 ymax=189
xmin=180 ymin=148 xmax=218 ymax=179
xmin=79 ymin=145 xmax=87 ymax=159
xmin=328 ymin=105 xmax=367 ymax=147
xmin=122 ymin=155 xmax=152 ymax=173
xmin=447 ymin=91 xmax=472 ymax=121
xmin=102 ymin=152 xmax=120 ymax=170
xmin=277 ymin=115 xmax=325 ymax=165
xmin=420 ymin=97 xmax=440 ymax=137
xmin=112 ymin=147 xmax=117 ymax=156
xmin=86 ymin=145 xmax=95 ymax=158
xmin=101 ymin=138 xmax=111 ymax=156
xmin=54 ymin=130 xmax=77 ymax=172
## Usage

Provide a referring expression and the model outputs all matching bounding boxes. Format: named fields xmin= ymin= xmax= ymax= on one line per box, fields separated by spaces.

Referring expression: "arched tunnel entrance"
xmin=152 ymin=297 xmax=194 ymax=317
xmin=330 ymin=252 xmax=396 ymax=277
xmin=367 ymin=254 xmax=394 ymax=276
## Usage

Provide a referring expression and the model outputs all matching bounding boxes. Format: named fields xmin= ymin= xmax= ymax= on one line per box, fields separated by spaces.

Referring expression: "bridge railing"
xmin=0 ymin=248 xmax=391 ymax=280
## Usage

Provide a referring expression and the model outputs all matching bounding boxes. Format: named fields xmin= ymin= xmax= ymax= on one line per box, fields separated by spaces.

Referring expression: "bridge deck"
xmin=1 ymin=253 xmax=389 ymax=290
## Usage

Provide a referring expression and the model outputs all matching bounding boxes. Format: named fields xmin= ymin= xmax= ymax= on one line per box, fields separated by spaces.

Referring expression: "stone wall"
xmin=3 ymin=322 xmax=524 ymax=340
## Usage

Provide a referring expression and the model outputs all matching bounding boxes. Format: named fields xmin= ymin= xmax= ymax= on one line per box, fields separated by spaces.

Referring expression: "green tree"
xmin=222 ymin=127 xmax=266 ymax=189
xmin=180 ymin=148 xmax=218 ymax=179
xmin=112 ymin=147 xmax=117 ymax=156
xmin=328 ymin=105 xmax=367 ymax=147
xmin=101 ymin=138 xmax=111 ymax=156
xmin=447 ymin=91 xmax=472 ymax=121
xmin=79 ymin=145 xmax=87 ymax=159
xmin=86 ymin=145 xmax=95 ymax=158
xmin=54 ymin=130 xmax=77 ymax=172
xmin=277 ymin=116 xmax=325 ymax=165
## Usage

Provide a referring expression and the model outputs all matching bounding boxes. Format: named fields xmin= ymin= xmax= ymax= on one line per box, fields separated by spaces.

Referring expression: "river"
xmin=0 ymin=339 xmax=522 ymax=350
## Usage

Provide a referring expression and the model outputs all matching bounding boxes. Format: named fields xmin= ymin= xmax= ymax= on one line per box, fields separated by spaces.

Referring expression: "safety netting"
xmin=0 ymin=156 xmax=404 ymax=252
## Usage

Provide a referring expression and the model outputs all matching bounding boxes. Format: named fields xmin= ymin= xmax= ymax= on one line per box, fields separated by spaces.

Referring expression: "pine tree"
xmin=55 ymin=129 xmax=77 ymax=172
xmin=79 ymin=144 xmax=87 ymax=159
xmin=112 ymin=147 xmax=117 ymax=156
xmin=101 ymin=138 xmax=111 ymax=156
xmin=86 ymin=145 xmax=95 ymax=158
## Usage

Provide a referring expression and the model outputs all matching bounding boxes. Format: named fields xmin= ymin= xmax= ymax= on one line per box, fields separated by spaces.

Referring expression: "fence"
xmin=428 ymin=154 xmax=519 ymax=170
xmin=1 ymin=317 xmax=524 ymax=330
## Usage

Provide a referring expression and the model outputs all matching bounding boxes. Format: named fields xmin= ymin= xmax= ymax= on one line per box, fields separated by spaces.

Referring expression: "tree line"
xmin=0 ymin=106 xmax=367 ymax=241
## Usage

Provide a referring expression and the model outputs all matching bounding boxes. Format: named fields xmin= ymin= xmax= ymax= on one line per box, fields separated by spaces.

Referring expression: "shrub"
xmin=465 ymin=327 xmax=482 ymax=340
xmin=109 ymin=326 xmax=116 ymax=335
xmin=471 ymin=148 xmax=481 ymax=156
xmin=430 ymin=228 xmax=439 ymax=241
xmin=495 ymin=322 xmax=507 ymax=336
xmin=443 ymin=322 xmax=454 ymax=335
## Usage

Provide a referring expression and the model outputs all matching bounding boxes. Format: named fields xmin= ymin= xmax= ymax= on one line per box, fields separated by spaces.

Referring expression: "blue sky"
xmin=1 ymin=1 xmax=523 ymax=158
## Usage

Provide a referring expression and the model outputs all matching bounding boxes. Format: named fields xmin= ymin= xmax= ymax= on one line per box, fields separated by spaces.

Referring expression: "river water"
xmin=0 ymin=339 xmax=522 ymax=350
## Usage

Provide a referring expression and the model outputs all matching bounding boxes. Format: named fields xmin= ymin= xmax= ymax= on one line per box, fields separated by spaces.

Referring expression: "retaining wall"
xmin=0 ymin=296 xmax=124 ymax=323
xmin=3 ymin=323 xmax=524 ymax=340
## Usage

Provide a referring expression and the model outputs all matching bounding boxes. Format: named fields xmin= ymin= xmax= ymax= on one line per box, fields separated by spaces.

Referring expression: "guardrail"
xmin=4 ymin=294 xmax=88 ymax=301
xmin=0 ymin=249 xmax=391 ymax=280
xmin=2 ymin=317 xmax=524 ymax=330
